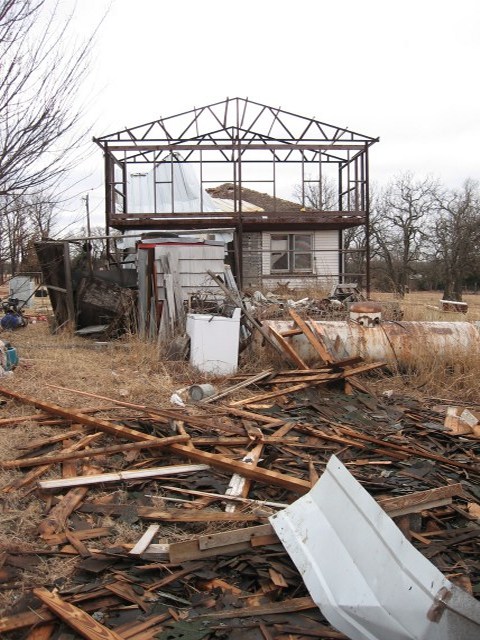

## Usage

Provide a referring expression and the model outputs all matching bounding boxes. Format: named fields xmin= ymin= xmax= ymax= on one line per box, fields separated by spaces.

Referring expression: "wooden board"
xmin=32 ymin=588 xmax=124 ymax=640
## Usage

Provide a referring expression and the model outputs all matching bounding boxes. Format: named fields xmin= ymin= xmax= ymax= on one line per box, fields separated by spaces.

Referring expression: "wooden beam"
xmin=166 ymin=443 xmax=311 ymax=494
xmin=2 ymin=434 xmax=189 ymax=469
xmin=288 ymin=309 xmax=333 ymax=363
xmin=38 ymin=464 xmax=210 ymax=490
xmin=377 ymin=483 xmax=465 ymax=517
xmin=200 ymin=370 xmax=274 ymax=404
xmin=32 ymin=588 xmax=123 ymax=640
xmin=268 ymin=325 xmax=309 ymax=368
xmin=0 ymin=387 xmax=160 ymax=443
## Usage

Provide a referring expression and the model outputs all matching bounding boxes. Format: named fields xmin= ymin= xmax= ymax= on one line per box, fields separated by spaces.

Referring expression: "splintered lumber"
xmin=336 ymin=424 xmax=479 ymax=472
xmin=38 ymin=464 xmax=210 ymax=490
xmin=32 ymin=587 xmax=124 ymax=640
xmin=197 ymin=596 xmax=316 ymax=619
xmin=25 ymin=622 xmax=56 ymax=640
xmin=2 ymin=434 xmax=189 ymax=469
xmin=160 ymin=485 xmax=288 ymax=508
xmin=0 ymin=597 xmax=120 ymax=633
xmin=288 ymin=308 xmax=334 ymax=364
xmin=269 ymin=325 xmax=309 ymax=368
xmin=38 ymin=464 xmax=99 ymax=538
xmin=377 ymin=483 xmax=465 ymax=517
xmin=3 ymin=433 xmax=102 ymax=495
xmin=113 ymin=613 xmax=171 ymax=639
xmin=169 ymin=524 xmax=276 ymax=563
xmin=166 ymin=443 xmax=311 ymax=494
xmin=0 ymin=387 xmax=160 ymax=442
xmin=138 ymin=508 xmax=264 ymax=523
xmin=229 ymin=362 xmax=387 ymax=406
xmin=229 ymin=381 xmax=328 ymax=406
xmin=225 ymin=442 xmax=264 ymax=513
xmin=200 ymin=369 xmax=274 ymax=404
xmin=225 ymin=421 xmax=295 ymax=513
xmin=129 ymin=524 xmax=160 ymax=555
xmin=43 ymin=527 xmax=113 ymax=546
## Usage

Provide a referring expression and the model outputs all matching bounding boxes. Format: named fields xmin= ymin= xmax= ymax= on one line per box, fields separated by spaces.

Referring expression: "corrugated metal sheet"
xmin=271 ymin=455 xmax=480 ymax=640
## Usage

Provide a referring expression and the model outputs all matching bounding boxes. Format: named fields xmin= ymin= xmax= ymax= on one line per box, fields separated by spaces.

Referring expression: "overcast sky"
xmin=58 ymin=0 xmax=480 ymax=232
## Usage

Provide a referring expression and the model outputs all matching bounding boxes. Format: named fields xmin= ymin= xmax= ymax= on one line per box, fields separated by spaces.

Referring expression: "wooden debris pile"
xmin=0 ymin=322 xmax=479 ymax=639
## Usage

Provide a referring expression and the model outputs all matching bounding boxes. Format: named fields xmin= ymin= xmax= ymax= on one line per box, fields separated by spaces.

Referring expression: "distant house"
xmin=95 ymin=98 xmax=378 ymax=292
xmin=206 ymin=183 xmax=344 ymax=289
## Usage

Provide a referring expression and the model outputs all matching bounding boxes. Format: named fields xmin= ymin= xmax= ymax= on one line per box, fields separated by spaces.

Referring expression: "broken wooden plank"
xmin=2 ymin=434 xmax=189 ymax=469
xmin=0 ymin=387 xmax=160 ymax=443
xmin=43 ymin=527 xmax=113 ymax=546
xmin=129 ymin=524 xmax=160 ymax=556
xmin=38 ymin=464 xmax=210 ymax=490
xmin=166 ymin=525 xmax=278 ymax=563
xmin=288 ymin=309 xmax=333 ymax=364
xmin=198 ymin=524 xmax=274 ymax=550
xmin=197 ymin=595 xmax=316 ymax=619
xmin=200 ymin=370 xmax=274 ymax=404
xmin=377 ymin=483 xmax=465 ymax=517
xmin=32 ymin=587 xmax=124 ymax=640
xmin=166 ymin=443 xmax=311 ymax=494
xmin=228 ymin=381 xmax=331 ymax=406
xmin=268 ymin=325 xmax=309 ymax=368
xmin=38 ymin=464 xmax=99 ymax=538
xmin=160 ymin=485 xmax=288 ymax=509
xmin=138 ymin=508 xmax=264 ymax=523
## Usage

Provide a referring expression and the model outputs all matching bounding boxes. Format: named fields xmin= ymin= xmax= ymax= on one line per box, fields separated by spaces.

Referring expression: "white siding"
xmin=153 ymin=244 xmax=226 ymax=301
xmin=313 ymin=230 xmax=339 ymax=279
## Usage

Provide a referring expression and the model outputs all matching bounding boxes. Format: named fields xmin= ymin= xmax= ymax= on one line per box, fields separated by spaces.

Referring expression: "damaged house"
xmin=94 ymin=97 xmax=378 ymax=292
xmin=35 ymin=99 xmax=379 ymax=338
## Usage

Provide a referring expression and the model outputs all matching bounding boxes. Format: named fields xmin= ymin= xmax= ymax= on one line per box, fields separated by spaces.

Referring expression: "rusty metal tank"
xmin=263 ymin=320 xmax=480 ymax=365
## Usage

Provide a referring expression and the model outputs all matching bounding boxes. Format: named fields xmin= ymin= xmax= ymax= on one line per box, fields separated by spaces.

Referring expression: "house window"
xmin=271 ymin=233 xmax=313 ymax=273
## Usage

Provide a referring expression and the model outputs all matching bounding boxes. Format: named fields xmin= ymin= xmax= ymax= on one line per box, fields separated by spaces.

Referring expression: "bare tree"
xmin=0 ymin=191 xmax=58 ymax=275
xmin=0 ymin=0 xmax=97 ymax=196
xmin=370 ymin=173 xmax=438 ymax=296
xmin=430 ymin=180 xmax=480 ymax=301
xmin=292 ymin=176 xmax=338 ymax=210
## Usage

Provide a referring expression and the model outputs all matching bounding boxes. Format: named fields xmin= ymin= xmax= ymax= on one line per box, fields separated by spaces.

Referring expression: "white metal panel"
xmin=270 ymin=455 xmax=480 ymax=640
xmin=9 ymin=276 xmax=35 ymax=308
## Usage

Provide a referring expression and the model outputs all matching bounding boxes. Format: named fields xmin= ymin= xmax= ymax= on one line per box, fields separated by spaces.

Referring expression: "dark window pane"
xmin=271 ymin=252 xmax=289 ymax=271
xmin=293 ymin=252 xmax=312 ymax=270
xmin=293 ymin=234 xmax=312 ymax=251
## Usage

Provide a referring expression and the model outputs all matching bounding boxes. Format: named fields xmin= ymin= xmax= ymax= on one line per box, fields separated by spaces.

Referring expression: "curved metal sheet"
xmin=270 ymin=455 xmax=480 ymax=640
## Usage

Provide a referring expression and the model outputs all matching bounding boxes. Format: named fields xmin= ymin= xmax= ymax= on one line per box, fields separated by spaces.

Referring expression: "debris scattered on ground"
xmin=0 ymin=329 xmax=478 ymax=639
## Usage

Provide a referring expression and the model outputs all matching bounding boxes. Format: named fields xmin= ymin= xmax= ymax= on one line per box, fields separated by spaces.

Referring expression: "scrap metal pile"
xmin=0 ymin=322 xmax=479 ymax=638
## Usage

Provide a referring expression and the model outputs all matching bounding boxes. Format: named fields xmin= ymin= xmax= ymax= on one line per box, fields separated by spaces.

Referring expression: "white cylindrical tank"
xmin=263 ymin=320 xmax=480 ymax=365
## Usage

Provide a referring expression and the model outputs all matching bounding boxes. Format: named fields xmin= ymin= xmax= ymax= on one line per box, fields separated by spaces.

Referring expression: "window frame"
xmin=270 ymin=232 xmax=313 ymax=274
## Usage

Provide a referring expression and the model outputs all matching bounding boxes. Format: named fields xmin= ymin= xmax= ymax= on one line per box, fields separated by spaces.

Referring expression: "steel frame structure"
xmin=94 ymin=97 xmax=378 ymax=291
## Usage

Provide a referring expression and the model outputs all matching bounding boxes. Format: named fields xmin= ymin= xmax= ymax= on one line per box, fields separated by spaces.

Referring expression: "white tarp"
xmin=128 ymin=154 xmax=218 ymax=214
